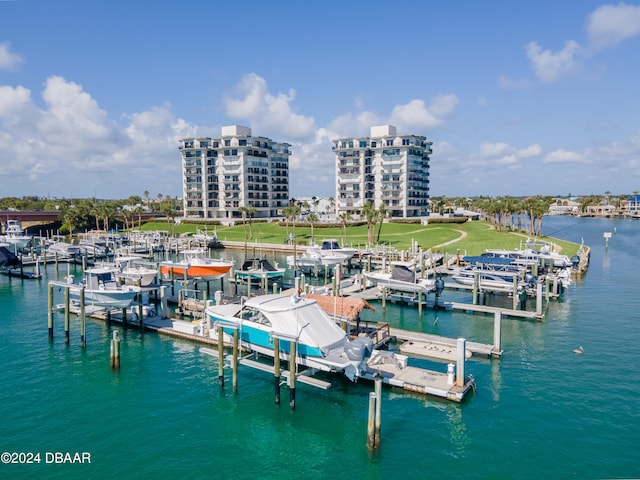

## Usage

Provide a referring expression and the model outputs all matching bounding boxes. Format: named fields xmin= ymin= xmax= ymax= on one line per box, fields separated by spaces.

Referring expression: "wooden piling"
xmin=274 ymin=337 xmax=281 ymax=404
xmin=64 ymin=286 xmax=70 ymax=345
xmin=110 ymin=330 xmax=120 ymax=369
xmin=232 ymin=328 xmax=239 ymax=392
xmin=374 ymin=377 xmax=382 ymax=448
xmin=536 ymin=281 xmax=543 ymax=317
xmin=367 ymin=392 xmax=377 ymax=450
xmin=80 ymin=287 xmax=86 ymax=349
xmin=122 ymin=307 xmax=127 ymax=329
xmin=493 ymin=311 xmax=502 ymax=357
xmin=47 ymin=283 xmax=54 ymax=340
xmin=217 ymin=325 xmax=225 ymax=387
xmin=456 ymin=338 xmax=466 ymax=387
xmin=289 ymin=341 xmax=297 ymax=409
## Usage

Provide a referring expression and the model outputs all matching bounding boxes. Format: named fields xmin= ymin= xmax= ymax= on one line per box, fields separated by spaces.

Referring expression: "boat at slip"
xmin=160 ymin=248 xmax=233 ymax=280
xmin=318 ymin=239 xmax=358 ymax=260
xmin=205 ymin=293 xmax=374 ymax=382
xmin=113 ymin=255 xmax=158 ymax=286
xmin=363 ymin=261 xmax=436 ymax=294
xmin=0 ymin=220 xmax=32 ymax=252
xmin=64 ymin=266 xmax=140 ymax=308
xmin=286 ymin=245 xmax=345 ymax=272
xmin=235 ymin=258 xmax=285 ymax=281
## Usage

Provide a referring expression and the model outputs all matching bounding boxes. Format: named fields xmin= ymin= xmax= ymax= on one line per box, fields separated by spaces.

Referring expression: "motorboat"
xmin=1 ymin=220 xmax=32 ymax=252
xmin=114 ymin=255 xmax=158 ymax=286
xmin=286 ymin=245 xmax=344 ymax=272
xmin=318 ymin=239 xmax=357 ymax=261
xmin=45 ymin=241 xmax=83 ymax=260
xmin=363 ymin=261 xmax=436 ymax=294
xmin=205 ymin=293 xmax=374 ymax=382
xmin=66 ymin=266 xmax=140 ymax=308
xmin=235 ymin=258 xmax=285 ymax=281
xmin=160 ymin=249 xmax=233 ymax=280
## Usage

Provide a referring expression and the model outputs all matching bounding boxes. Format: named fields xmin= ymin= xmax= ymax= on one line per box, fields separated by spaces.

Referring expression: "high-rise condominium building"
xmin=333 ymin=125 xmax=432 ymax=218
xmin=179 ymin=125 xmax=290 ymax=220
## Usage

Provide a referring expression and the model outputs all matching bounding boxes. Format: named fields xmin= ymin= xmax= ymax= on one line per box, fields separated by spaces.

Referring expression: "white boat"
xmin=45 ymin=241 xmax=83 ymax=259
xmin=317 ymin=239 xmax=357 ymax=261
xmin=67 ymin=266 xmax=140 ymax=308
xmin=1 ymin=220 xmax=32 ymax=251
xmin=114 ymin=256 xmax=158 ymax=286
xmin=205 ymin=293 xmax=374 ymax=382
xmin=286 ymin=246 xmax=344 ymax=272
xmin=363 ymin=261 xmax=436 ymax=294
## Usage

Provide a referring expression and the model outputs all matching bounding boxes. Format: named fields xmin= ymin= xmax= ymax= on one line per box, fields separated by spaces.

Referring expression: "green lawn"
xmin=141 ymin=219 xmax=581 ymax=257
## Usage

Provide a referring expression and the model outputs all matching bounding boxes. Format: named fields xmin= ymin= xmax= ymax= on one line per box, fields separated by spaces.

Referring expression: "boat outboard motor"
xmin=345 ymin=336 xmax=374 ymax=362
xmin=571 ymin=255 xmax=580 ymax=270
xmin=435 ymin=276 xmax=445 ymax=297
xmin=524 ymin=273 xmax=536 ymax=287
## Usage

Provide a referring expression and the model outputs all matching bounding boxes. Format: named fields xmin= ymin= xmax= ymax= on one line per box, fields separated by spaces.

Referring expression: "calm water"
xmin=1 ymin=216 xmax=639 ymax=479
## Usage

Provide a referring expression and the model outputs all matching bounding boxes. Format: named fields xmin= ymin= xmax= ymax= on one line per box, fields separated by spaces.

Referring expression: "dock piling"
xmin=456 ymin=338 xmax=466 ymax=387
xmin=289 ymin=341 xmax=296 ymax=409
xmin=64 ymin=286 xmax=70 ymax=345
xmin=274 ymin=337 xmax=281 ymax=404
xmin=493 ymin=311 xmax=502 ymax=357
xmin=217 ymin=325 xmax=224 ymax=387
xmin=110 ymin=330 xmax=120 ymax=369
xmin=47 ymin=283 xmax=54 ymax=340
xmin=80 ymin=287 xmax=86 ymax=349
xmin=232 ymin=329 xmax=239 ymax=392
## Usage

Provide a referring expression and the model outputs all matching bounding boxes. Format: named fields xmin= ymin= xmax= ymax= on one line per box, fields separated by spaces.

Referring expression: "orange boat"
xmin=160 ymin=249 xmax=233 ymax=280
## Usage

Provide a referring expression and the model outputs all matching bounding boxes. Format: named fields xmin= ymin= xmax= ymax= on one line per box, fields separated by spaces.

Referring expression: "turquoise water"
xmin=1 ymin=216 xmax=639 ymax=479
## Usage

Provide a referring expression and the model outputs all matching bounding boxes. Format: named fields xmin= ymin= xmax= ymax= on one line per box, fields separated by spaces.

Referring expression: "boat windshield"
xmin=236 ymin=307 xmax=272 ymax=327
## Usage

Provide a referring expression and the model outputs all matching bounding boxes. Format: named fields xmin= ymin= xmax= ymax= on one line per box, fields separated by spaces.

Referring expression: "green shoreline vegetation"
xmin=1 ymin=194 xmax=585 ymax=256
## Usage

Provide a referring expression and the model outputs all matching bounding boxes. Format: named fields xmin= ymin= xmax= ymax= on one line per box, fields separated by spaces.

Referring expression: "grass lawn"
xmin=140 ymin=219 xmax=580 ymax=257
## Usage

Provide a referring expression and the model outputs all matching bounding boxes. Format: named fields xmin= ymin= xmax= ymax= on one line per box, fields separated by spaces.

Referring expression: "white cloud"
xmin=518 ymin=144 xmax=542 ymax=158
xmin=390 ymin=95 xmax=459 ymax=131
xmin=0 ymin=42 xmax=24 ymax=71
xmin=543 ymin=149 xmax=583 ymax=164
xmin=223 ymin=73 xmax=316 ymax=140
xmin=525 ymin=40 xmax=582 ymax=83
xmin=587 ymin=2 xmax=640 ymax=50
xmin=498 ymin=75 xmax=533 ymax=90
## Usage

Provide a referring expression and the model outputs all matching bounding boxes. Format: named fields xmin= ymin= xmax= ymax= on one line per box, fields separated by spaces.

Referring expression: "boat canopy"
xmin=0 ymin=246 xmax=20 ymax=268
xmin=390 ymin=264 xmax=417 ymax=283
xmin=239 ymin=294 xmax=347 ymax=352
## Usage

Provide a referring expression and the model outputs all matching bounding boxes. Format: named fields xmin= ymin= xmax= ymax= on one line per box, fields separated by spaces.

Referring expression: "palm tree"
xmin=245 ymin=205 xmax=256 ymax=239
xmin=307 ymin=213 xmax=319 ymax=245
xmin=238 ymin=206 xmax=249 ymax=240
xmin=376 ymin=203 xmax=387 ymax=244
xmin=143 ymin=191 xmax=150 ymax=210
xmin=338 ymin=211 xmax=351 ymax=245
xmin=361 ymin=201 xmax=377 ymax=245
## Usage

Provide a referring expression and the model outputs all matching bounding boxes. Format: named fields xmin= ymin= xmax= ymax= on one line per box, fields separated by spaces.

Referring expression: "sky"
xmin=1 ymin=0 xmax=640 ymax=201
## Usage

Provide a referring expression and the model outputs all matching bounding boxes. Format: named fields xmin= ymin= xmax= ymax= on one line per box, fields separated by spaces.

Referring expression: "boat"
xmin=363 ymin=261 xmax=436 ymax=294
xmin=205 ymin=293 xmax=375 ymax=382
xmin=235 ymin=258 xmax=285 ymax=281
xmin=286 ymin=245 xmax=345 ymax=272
xmin=318 ymin=239 xmax=358 ymax=261
xmin=66 ymin=266 xmax=140 ymax=308
xmin=0 ymin=246 xmax=21 ymax=272
xmin=160 ymin=249 xmax=233 ymax=280
xmin=114 ymin=256 xmax=158 ymax=286
xmin=0 ymin=220 xmax=32 ymax=252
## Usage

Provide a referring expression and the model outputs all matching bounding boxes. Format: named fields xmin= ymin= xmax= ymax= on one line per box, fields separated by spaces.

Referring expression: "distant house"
xmin=548 ymin=199 xmax=580 ymax=215
xmin=620 ymin=195 xmax=640 ymax=217
xmin=585 ymin=203 xmax=616 ymax=217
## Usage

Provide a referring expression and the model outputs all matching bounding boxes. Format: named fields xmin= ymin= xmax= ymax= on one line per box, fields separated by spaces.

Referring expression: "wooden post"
xmin=289 ymin=341 xmax=297 ymax=409
xmin=160 ymin=286 xmax=168 ymax=319
xmin=80 ymin=286 xmax=86 ymax=349
xmin=418 ymin=289 xmax=423 ymax=315
xmin=247 ymin=275 xmax=252 ymax=299
xmin=137 ymin=280 xmax=144 ymax=332
xmin=512 ymin=275 xmax=518 ymax=310
xmin=493 ymin=311 xmax=502 ymax=357
xmin=456 ymin=338 xmax=466 ymax=387
xmin=536 ymin=281 xmax=543 ymax=317
xmin=472 ymin=272 xmax=479 ymax=305
xmin=64 ymin=286 xmax=70 ymax=345
xmin=217 ymin=325 xmax=224 ymax=387
xmin=274 ymin=337 xmax=281 ymax=404
xmin=374 ymin=377 xmax=382 ymax=448
xmin=232 ymin=328 xmax=239 ymax=392
xmin=47 ymin=283 xmax=54 ymax=340
xmin=381 ymin=286 xmax=386 ymax=311
xmin=367 ymin=392 xmax=377 ymax=450
xmin=545 ymin=276 xmax=550 ymax=302
xmin=110 ymin=330 xmax=120 ymax=369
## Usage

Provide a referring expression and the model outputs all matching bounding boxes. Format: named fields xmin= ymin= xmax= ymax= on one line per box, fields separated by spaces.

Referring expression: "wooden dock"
xmin=389 ymin=328 xmax=497 ymax=358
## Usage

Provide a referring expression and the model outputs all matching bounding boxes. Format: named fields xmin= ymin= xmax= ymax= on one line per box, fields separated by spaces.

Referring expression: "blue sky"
xmin=1 ymin=0 xmax=640 ymax=200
